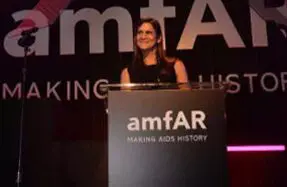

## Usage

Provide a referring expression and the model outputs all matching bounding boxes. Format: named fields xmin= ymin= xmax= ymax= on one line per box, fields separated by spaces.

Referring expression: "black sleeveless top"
xmin=127 ymin=61 xmax=177 ymax=83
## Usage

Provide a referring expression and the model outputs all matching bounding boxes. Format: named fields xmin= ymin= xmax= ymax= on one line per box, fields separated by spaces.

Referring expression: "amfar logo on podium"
xmin=3 ymin=0 xmax=287 ymax=57
xmin=126 ymin=110 xmax=208 ymax=144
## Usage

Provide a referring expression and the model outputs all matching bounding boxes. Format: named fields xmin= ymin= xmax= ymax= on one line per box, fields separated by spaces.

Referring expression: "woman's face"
xmin=136 ymin=22 xmax=160 ymax=51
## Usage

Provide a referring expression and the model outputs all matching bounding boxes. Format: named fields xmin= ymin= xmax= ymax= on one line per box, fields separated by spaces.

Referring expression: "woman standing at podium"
xmin=120 ymin=17 xmax=189 ymax=86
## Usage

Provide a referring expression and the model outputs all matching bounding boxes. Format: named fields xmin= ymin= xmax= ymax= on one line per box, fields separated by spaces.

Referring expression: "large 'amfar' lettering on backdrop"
xmin=2 ymin=0 xmax=287 ymax=99
xmin=4 ymin=0 xmax=287 ymax=57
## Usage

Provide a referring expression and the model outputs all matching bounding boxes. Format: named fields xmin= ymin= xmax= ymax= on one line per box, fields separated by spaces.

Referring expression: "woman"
xmin=120 ymin=17 xmax=189 ymax=88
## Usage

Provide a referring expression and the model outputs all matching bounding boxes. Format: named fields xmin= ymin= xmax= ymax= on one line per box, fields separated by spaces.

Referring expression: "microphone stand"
xmin=16 ymin=28 xmax=36 ymax=187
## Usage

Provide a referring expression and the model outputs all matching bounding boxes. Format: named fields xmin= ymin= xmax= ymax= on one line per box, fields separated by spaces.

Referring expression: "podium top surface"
xmin=100 ymin=81 xmax=229 ymax=92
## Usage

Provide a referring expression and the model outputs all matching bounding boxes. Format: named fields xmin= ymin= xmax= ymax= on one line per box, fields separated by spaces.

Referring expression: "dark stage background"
xmin=1 ymin=0 xmax=286 ymax=186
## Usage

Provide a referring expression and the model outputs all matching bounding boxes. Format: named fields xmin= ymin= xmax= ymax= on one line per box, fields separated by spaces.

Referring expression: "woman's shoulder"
xmin=165 ymin=56 xmax=176 ymax=63
xmin=120 ymin=66 xmax=131 ymax=83
xmin=174 ymin=58 xmax=185 ymax=67
xmin=165 ymin=56 xmax=187 ymax=76
xmin=122 ymin=62 xmax=133 ymax=71
xmin=164 ymin=56 xmax=184 ymax=67
xmin=173 ymin=58 xmax=186 ymax=72
xmin=121 ymin=64 xmax=136 ymax=79
xmin=121 ymin=67 xmax=128 ymax=73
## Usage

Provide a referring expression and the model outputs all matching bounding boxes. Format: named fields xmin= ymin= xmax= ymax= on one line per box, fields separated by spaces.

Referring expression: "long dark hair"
xmin=132 ymin=17 xmax=175 ymax=68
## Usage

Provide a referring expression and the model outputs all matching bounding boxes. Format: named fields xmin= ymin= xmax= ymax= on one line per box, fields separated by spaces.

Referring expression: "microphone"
xmin=18 ymin=27 xmax=39 ymax=48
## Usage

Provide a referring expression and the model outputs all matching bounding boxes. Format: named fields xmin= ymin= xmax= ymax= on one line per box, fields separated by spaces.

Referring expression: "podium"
xmin=101 ymin=82 xmax=229 ymax=187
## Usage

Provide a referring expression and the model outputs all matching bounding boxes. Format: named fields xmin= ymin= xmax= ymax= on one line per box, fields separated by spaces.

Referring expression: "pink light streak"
xmin=227 ymin=145 xmax=285 ymax=152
